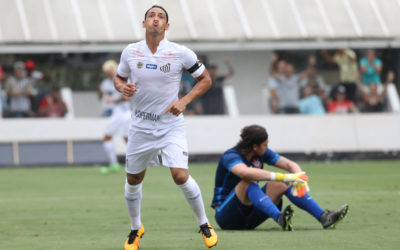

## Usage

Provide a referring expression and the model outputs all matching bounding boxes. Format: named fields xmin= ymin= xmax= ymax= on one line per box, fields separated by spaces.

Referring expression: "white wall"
xmin=1 ymin=114 xmax=399 ymax=155
xmin=201 ymin=51 xmax=273 ymax=115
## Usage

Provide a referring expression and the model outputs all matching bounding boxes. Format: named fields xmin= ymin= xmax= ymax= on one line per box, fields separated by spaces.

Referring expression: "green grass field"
xmin=1 ymin=160 xmax=399 ymax=250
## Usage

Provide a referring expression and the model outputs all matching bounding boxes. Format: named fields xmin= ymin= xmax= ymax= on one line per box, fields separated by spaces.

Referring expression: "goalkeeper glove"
xmin=291 ymin=181 xmax=310 ymax=197
xmin=271 ymin=172 xmax=308 ymax=183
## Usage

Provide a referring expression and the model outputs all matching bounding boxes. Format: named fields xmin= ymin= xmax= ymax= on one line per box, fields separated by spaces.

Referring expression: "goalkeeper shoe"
xmin=277 ymin=204 xmax=294 ymax=231
xmin=199 ymin=223 xmax=218 ymax=248
xmin=124 ymin=224 xmax=145 ymax=250
xmin=320 ymin=204 xmax=349 ymax=229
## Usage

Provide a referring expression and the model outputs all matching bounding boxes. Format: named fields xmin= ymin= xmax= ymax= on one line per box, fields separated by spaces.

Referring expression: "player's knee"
xmin=126 ymin=173 xmax=144 ymax=185
xmin=171 ymin=169 xmax=189 ymax=185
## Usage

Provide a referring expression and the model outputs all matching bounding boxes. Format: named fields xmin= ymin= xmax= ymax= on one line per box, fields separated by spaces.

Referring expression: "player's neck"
xmin=145 ymin=32 xmax=165 ymax=54
xmin=245 ymin=152 xmax=255 ymax=161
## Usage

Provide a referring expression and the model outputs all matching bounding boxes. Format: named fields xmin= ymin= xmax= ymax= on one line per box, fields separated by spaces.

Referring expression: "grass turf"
xmin=0 ymin=160 xmax=399 ymax=250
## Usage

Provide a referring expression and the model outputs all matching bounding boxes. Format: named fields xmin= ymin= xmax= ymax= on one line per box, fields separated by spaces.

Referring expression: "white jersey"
xmin=117 ymin=38 xmax=205 ymax=130
xmin=100 ymin=77 xmax=131 ymax=113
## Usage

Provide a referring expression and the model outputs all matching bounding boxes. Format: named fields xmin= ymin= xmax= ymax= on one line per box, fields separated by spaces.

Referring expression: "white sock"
xmin=178 ymin=176 xmax=208 ymax=226
xmin=103 ymin=140 xmax=118 ymax=165
xmin=125 ymin=181 xmax=142 ymax=230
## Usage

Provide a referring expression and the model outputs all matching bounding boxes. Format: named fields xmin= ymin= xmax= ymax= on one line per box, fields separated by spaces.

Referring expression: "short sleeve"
xmin=375 ymin=59 xmax=382 ymax=66
xmin=360 ymin=58 xmax=367 ymax=67
xmin=181 ymin=46 xmax=205 ymax=78
xmin=262 ymin=148 xmax=280 ymax=165
xmin=221 ymin=151 xmax=244 ymax=172
xmin=117 ymin=46 xmax=131 ymax=78
xmin=269 ymin=77 xmax=278 ymax=89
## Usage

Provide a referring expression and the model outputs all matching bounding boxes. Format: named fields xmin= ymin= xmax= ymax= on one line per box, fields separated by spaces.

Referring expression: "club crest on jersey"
xmin=160 ymin=63 xmax=171 ymax=73
xmin=146 ymin=64 xmax=157 ymax=70
xmin=251 ymin=158 xmax=262 ymax=169
xmin=137 ymin=62 xmax=143 ymax=69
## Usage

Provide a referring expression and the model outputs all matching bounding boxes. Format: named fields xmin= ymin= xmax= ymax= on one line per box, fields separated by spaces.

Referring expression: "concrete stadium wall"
xmin=0 ymin=114 xmax=399 ymax=166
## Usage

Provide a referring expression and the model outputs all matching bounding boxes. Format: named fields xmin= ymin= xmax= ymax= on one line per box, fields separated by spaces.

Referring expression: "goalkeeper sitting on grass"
xmin=211 ymin=124 xmax=348 ymax=231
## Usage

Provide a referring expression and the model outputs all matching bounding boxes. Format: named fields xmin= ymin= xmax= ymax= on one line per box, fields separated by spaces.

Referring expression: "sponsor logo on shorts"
xmin=146 ymin=64 xmax=157 ymax=70
xmin=135 ymin=110 xmax=160 ymax=121
xmin=160 ymin=63 xmax=171 ymax=73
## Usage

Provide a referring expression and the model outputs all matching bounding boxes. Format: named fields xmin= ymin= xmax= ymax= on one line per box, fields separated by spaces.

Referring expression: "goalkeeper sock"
xmin=247 ymin=183 xmax=281 ymax=221
xmin=285 ymin=185 xmax=324 ymax=220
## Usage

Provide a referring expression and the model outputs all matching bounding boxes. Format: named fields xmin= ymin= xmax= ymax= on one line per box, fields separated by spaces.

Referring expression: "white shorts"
xmin=125 ymin=125 xmax=188 ymax=174
xmin=105 ymin=110 xmax=131 ymax=137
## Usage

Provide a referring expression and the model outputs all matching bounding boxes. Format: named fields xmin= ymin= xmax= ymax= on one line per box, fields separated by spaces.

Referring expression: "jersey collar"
xmin=144 ymin=37 xmax=168 ymax=55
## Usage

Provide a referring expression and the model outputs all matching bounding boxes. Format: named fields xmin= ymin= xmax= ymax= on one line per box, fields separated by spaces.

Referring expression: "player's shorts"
xmin=104 ymin=110 xmax=131 ymax=137
xmin=125 ymin=124 xmax=188 ymax=174
xmin=215 ymin=184 xmax=282 ymax=230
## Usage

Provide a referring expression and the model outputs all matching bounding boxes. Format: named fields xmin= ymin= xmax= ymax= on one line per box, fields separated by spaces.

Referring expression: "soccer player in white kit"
xmin=114 ymin=5 xmax=218 ymax=250
xmin=99 ymin=60 xmax=131 ymax=174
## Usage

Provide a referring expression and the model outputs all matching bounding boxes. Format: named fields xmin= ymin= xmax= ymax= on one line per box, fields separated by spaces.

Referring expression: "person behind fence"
xmin=321 ymin=49 xmax=358 ymax=103
xmin=328 ymin=85 xmax=357 ymax=114
xmin=356 ymin=71 xmax=394 ymax=113
xmin=203 ymin=58 xmax=234 ymax=115
xmin=299 ymin=84 xmax=326 ymax=115
xmin=359 ymin=49 xmax=382 ymax=86
xmin=269 ymin=56 xmax=315 ymax=114
xmin=0 ymin=65 xmax=6 ymax=117
xmin=38 ymin=86 xmax=68 ymax=117
xmin=5 ymin=61 xmax=33 ymax=118
xmin=211 ymin=124 xmax=348 ymax=231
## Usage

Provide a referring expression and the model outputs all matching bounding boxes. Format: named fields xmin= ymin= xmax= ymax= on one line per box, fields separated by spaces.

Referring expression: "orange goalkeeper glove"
xmin=291 ymin=181 xmax=310 ymax=197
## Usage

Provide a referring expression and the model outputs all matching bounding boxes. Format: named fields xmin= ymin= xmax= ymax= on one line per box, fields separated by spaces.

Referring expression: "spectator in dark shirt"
xmin=203 ymin=58 xmax=234 ymax=114
xmin=356 ymin=71 xmax=394 ymax=113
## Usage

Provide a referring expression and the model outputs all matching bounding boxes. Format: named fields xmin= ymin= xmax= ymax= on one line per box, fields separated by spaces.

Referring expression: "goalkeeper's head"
xmin=236 ymin=125 xmax=268 ymax=156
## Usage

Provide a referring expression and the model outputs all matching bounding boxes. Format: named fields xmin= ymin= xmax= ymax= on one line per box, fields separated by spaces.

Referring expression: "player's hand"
xmin=163 ymin=99 xmax=187 ymax=116
xmin=291 ymin=181 xmax=310 ymax=197
xmin=275 ymin=172 xmax=308 ymax=183
xmin=122 ymin=83 xmax=136 ymax=97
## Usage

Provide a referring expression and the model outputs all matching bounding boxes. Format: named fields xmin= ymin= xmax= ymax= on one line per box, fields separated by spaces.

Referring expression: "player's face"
xmin=143 ymin=8 xmax=169 ymax=34
xmin=253 ymin=139 xmax=269 ymax=156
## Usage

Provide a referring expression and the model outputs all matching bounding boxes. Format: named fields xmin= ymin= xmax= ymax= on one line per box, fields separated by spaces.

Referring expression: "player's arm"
xmin=273 ymin=156 xmax=302 ymax=173
xmin=230 ymin=163 xmax=307 ymax=183
xmin=164 ymin=69 xmax=212 ymax=116
xmin=114 ymin=74 xmax=136 ymax=98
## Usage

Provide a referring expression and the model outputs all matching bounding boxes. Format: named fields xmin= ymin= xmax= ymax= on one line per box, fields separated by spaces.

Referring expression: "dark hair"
xmin=144 ymin=5 xmax=169 ymax=23
xmin=236 ymin=125 xmax=268 ymax=156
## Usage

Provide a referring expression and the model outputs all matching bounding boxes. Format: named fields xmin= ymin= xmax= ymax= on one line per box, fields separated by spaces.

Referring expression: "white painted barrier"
xmin=0 ymin=114 xmax=399 ymax=155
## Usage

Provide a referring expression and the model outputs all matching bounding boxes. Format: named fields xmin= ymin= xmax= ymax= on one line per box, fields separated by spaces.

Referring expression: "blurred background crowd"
xmin=0 ymin=48 xmax=397 ymax=119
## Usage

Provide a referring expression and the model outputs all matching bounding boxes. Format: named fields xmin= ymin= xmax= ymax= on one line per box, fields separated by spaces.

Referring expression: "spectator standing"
xmin=0 ymin=65 xmax=6 ymax=117
xmin=299 ymin=85 xmax=325 ymax=115
xmin=328 ymin=85 xmax=357 ymax=114
xmin=321 ymin=49 xmax=358 ymax=102
xmin=38 ymin=86 xmax=68 ymax=117
xmin=268 ymin=54 xmax=286 ymax=114
xmin=203 ymin=58 xmax=234 ymax=114
xmin=356 ymin=71 xmax=394 ymax=113
xmin=5 ymin=61 xmax=33 ymax=118
xmin=359 ymin=49 xmax=382 ymax=85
